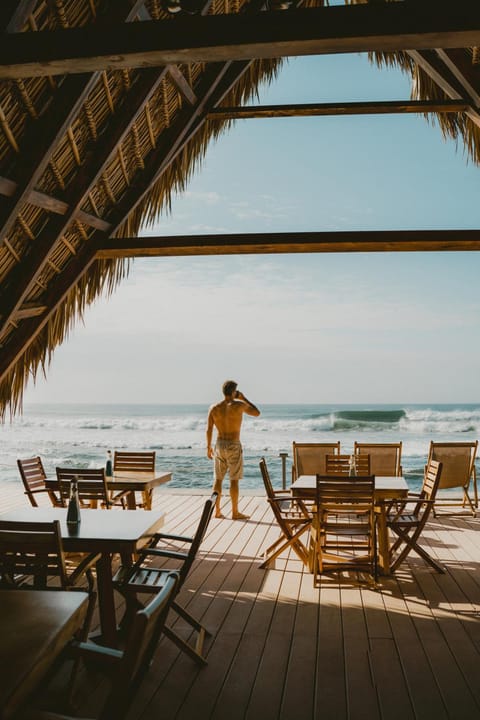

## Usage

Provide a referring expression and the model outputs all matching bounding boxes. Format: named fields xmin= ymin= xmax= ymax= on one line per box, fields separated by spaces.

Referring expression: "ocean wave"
xmin=6 ymin=405 xmax=480 ymax=438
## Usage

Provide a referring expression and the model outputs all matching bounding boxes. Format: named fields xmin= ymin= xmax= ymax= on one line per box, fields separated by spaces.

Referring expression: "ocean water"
xmin=1 ymin=403 xmax=479 ymax=493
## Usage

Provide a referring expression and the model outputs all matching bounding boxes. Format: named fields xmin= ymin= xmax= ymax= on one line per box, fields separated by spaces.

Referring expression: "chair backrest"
xmin=17 ymin=456 xmax=47 ymax=507
xmin=114 ymin=451 xmax=156 ymax=472
xmin=314 ymin=475 xmax=377 ymax=578
xmin=56 ymin=468 xmax=110 ymax=508
xmin=427 ymin=441 xmax=477 ymax=490
xmin=0 ymin=519 xmax=69 ymax=588
xmin=326 ymin=453 xmax=371 ymax=476
xmin=177 ymin=493 xmax=217 ymax=586
xmin=420 ymin=458 xmax=443 ymax=501
xmin=260 ymin=457 xmax=276 ymax=500
xmin=100 ymin=572 xmax=179 ymax=720
xmin=292 ymin=442 xmax=341 ymax=479
xmin=315 ymin=475 xmax=375 ymax=506
xmin=354 ymin=442 xmax=402 ymax=476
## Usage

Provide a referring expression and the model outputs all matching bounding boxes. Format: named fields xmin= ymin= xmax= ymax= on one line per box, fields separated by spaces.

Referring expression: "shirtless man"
xmin=206 ymin=380 xmax=260 ymax=519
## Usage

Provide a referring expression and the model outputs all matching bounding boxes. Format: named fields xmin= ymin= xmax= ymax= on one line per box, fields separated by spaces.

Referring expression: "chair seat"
xmin=114 ymin=565 xmax=171 ymax=593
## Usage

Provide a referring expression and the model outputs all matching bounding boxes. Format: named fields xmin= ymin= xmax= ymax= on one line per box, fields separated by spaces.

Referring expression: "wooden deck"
xmin=2 ymin=483 xmax=480 ymax=719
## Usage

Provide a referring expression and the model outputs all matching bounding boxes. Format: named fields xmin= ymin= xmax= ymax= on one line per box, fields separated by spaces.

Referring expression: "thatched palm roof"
xmin=0 ymin=0 xmax=479 ymax=418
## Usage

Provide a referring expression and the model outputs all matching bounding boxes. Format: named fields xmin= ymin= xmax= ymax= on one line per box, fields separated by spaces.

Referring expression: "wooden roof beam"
xmin=0 ymin=175 xmax=111 ymax=231
xmin=97 ymin=230 xmax=480 ymax=258
xmin=208 ymin=99 xmax=470 ymax=120
xmin=1 ymin=1 xmax=480 ymax=78
xmin=435 ymin=48 xmax=480 ymax=107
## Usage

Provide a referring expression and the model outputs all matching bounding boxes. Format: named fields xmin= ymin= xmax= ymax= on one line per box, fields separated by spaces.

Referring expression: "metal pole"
xmin=279 ymin=452 xmax=288 ymax=490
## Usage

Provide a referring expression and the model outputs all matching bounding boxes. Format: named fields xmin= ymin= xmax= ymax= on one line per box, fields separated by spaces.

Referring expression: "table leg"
xmin=95 ymin=553 xmax=118 ymax=647
xmin=142 ymin=489 xmax=153 ymax=510
xmin=376 ymin=504 xmax=391 ymax=575
xmin=126 ymin=491 xmax=137 ymax=510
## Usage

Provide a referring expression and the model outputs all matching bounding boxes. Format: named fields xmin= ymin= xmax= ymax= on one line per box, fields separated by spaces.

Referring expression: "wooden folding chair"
xmin=428 ymin=441 xmax=478 ymax=516
xmin=0 ymin=519 xmax=98 ymax=638
xmin=354 ymin=442 xmax=402 ymax=476
xmin=113 ymin=450 xmax=156 ymax=509
xmin=114 ymin=494 xmax=217 ymax=666
xmin=326 ymin=453 xmax=371 ymax=476
xmin=291 ymin=441 xmax=341 ymax=482
xmin=56 ymin=467 xmax=125 ymax=509
xmin=259 ymin=457 xmax=312 ymax=569
xmin=17 ymin=456 xmax=62 ymax=507
xmin=312 ymin=475 xmax=377 ymax=585
xmin=386 ymin=459 xmax=445 ymax=573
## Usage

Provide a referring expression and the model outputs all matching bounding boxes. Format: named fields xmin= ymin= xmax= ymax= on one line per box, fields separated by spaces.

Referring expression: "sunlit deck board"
xmin=1 ymin=482 xmax=480 ymax=719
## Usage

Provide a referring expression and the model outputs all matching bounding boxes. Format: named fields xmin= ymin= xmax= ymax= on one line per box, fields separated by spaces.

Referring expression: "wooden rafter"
xmin=207 ymin=99 xmax=471 ymax=120
xmin=0 ymin=66 xmax=168 ymax=338
xmin=168 ymin=65 xmax=198 ymax=105
xmin=435 ymin=48 xmax=480 ymax=107
xmin=408 ymin=49 xmax=480 ymax=129
xmin=0 ymin=243 xmax=98 ymax=383
xmin=3 ymin=1 xmax=37 ymax=33
xmin=0 ymin=2 xmax=480 ymax=78
xmin=0 ymin=175 xmax=110 ymax=231
xmin=0 ymin=1 xmax=150 ymax=247
xmin=97 ymin=230 xmax=480 ymax=258
xmin=107 ymin=60 xmax=255 ymax=235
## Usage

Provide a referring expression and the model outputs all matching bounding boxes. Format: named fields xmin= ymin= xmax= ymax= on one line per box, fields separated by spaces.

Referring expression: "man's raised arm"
xmin=237 ymin=391 xmax=260 ymax=417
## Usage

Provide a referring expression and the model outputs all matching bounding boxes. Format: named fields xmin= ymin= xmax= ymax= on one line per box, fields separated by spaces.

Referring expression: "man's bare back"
xmin=206 ymin=383 xmax=260 ymax=519
xmin=208 ymin=397 xmax=247 ymax=442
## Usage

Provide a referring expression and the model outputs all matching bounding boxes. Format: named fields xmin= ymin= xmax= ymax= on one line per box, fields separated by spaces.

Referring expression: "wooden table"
xmin=0 ymin=589 xmax=88 ymax=720
xmin=292 ymin=475 xmax=409 ymax=575
xmin=46 ymin=470 xmax=171 ymax=510
xmin=109 ymin=470 xmax=171 ymax=509
xmin=0 ymin=507 xmax=165 ymax=646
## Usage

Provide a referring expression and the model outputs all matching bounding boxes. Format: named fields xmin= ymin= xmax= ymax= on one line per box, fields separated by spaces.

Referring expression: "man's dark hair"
xmin=222 ymin=380 xmax=238 ymax=397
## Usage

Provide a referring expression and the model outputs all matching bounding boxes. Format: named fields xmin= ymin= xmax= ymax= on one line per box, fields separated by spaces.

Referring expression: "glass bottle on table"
xmin=106 ymin=450 xmax=113 ymax=478
xmin=67 ymin=476 xmax=81 ymax=525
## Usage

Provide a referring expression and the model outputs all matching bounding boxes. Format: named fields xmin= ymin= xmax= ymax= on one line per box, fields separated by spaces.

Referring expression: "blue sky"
xmin=24 ymin=54 xmax=480 ymax=405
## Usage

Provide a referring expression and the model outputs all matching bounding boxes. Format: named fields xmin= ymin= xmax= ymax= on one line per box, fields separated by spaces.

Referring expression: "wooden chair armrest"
xmin=67 ymin=552 xmax=101 ymax=585
xmin=150 ymin=532 xmax=193 ymax=545
xmin=140 ymin=548 xmax=188 ymax=561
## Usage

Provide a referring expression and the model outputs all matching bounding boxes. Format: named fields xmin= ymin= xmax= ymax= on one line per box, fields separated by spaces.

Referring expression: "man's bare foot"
xmin=215 ymin=512 xmax=225 ymax=519
xmin=232 ymin=512 xmax=250 ymax=520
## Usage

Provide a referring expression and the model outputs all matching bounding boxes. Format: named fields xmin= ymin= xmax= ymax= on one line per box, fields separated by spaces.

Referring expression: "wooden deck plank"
xmin=316 ymin=582 xmax=348 ymax=717
xmin=277 ymin=571 xmax=319 ymax=720
xmin=399 ymin=569 xmax=480 ymax=718
xmin=244 ymin=566 xmax=306 ymax=720
xmin=379 ymin=576 xmax=448 ymax=720
xmin=342 ymin=584 xmax=381 ymax=720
